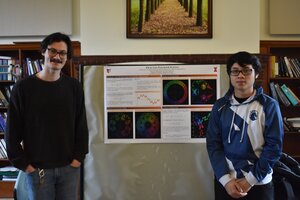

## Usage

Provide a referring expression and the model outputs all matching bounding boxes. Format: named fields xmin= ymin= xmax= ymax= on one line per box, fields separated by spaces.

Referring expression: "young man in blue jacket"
xmin=5 ymin=32 xmax=89 ymax=200
xmin=206 ymin=51 xmax=283 ymax=199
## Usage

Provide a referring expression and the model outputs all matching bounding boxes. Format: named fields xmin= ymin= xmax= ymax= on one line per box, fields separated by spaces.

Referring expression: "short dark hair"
xmin=226 ymin=51 xmax=262 ymax=75
xmin=41 ymin=32 xmax=73 ymax=59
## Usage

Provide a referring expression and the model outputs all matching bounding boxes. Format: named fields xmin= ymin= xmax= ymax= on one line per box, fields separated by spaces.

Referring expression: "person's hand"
xmin=70 ymin=159 xmax=81 ymax=168
xmin=236 ymin=178 xmax=252 ymax=193
xmin=25 ymin=164 xmax=36 ymax=173
xmin=224 ymin=179 xmax=248 ymax=198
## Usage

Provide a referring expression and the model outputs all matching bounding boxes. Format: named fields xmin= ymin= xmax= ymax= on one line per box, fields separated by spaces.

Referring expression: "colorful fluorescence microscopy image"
xmin=191 ymin=79 xmax=216 ymax=105
xmin=191 ymin=111 xmax=211 ymax=138
xmin=135 ymin=112 xmax=161 ymax=138
xmin=107 ymin=112 xmax=133 ymax=139
xmin=163 ymin=80 xmax=189 ymax=105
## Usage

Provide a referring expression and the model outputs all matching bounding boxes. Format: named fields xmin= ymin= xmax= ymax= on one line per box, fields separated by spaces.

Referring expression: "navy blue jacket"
xmin=206 ymin=86 xmax=283 ymax=186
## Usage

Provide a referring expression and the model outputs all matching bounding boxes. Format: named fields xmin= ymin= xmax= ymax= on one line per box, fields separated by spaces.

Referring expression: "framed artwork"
xmin=126 ymin=0 xmax=212 ymax=38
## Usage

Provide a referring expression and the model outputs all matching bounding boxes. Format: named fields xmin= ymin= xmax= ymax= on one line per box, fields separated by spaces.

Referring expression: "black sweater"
xmin=5 ymin=74 xmax=89 ymax=171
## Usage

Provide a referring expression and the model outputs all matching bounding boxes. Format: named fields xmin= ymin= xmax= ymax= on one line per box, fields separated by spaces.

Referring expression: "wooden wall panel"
xmin=72 ymin=54 xmax=269 ymax=93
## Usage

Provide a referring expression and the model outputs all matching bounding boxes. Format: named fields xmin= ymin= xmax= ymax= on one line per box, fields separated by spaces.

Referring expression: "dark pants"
xmin=214 ymin=179 xmax=274 ymax=200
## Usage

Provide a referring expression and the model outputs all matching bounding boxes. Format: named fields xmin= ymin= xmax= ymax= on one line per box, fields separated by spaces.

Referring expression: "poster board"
xmin=104 ymin=64 xmax=220 ymax=143
xmin=82 ymin=64 xmax=218 ymax=200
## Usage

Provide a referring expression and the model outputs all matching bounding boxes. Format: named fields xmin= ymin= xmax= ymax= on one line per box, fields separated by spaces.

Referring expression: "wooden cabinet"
xmin=260 ymin=40 xmax=300 ymax=162
xmin=0 ymin=181 xmax=15 ymax=198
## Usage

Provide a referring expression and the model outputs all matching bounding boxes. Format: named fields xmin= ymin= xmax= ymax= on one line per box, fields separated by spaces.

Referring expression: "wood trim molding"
xmin=72 ymin=54 xmax=269 ymax=93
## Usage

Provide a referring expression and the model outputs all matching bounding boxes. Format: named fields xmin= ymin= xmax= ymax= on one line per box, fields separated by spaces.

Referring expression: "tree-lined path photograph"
xmin=127 ymin=0 xmax=212 ymax=38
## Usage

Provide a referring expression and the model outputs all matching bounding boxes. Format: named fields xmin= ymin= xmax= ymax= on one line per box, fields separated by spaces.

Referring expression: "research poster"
xmin=104 ymin=64 xmax=220 ymax=143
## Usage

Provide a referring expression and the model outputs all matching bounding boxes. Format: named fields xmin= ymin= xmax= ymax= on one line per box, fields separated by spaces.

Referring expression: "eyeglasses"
xmin=230 ymin=68 xmax=253 ymax=76
xmin=47 ymin=48 xmax=68 ymax=58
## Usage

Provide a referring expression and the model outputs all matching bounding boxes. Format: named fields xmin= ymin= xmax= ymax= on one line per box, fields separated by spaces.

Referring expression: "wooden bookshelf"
xmin=260 ymin=40 xmax=300 ymax=162
xmin=0 ymin=79 xmax=15 ymax=198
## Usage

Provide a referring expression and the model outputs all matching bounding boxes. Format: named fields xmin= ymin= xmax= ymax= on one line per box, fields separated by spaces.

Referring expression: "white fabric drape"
xmin=83 ymin=65 xmax=214 ymax=200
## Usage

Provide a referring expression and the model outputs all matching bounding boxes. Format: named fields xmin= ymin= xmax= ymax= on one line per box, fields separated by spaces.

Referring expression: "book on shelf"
xmin=283 ymin=119 xmax=291 ymax=131
xmin=286 ymin=117 xmax=300 ymax=129
xmin=286 ymin=85 xmax=300 ymax=105
xmin=0 ymin=139 xmax=7 ymax=159
xmin=277 ymin=57 xmax=283 ymax=77
xmin=269 ymin=82 xmax=279 ymax=102
xmin=280 ymin=84 xmax=300 ymax=106
xmin=0 ymin=113 xmax=6 ymax=132
xmin=288 ymin=58 xmax=300 ymax=77
xmin=269 ymin=56 xmax=279 ymax=78
xmin=274 ymin=83 xmax=291 ymax=107
xmin=0 ymin=56 xmax=13 ymax=81
xmin=25 ymin=58 xmax=43 ymax=77
xmin=0 ymin=90 xmax=8 ymax=107
xmin=278 ymin=57 xmax=289 ymax=77
xmin=280 ymin=56 xmax=300 ymax=78
xmin=283 ymin=57 xmax=295 ymax=78
xmin=283 ymin=118 xmax=300 ymax=132
xmin=34 ymin=59 xmax=43 ymax=72
xmin=1 ymin=175 xmax=18 ymax=181
xmin=26 ymin=58 xmax=34 ymax=76
xmin=0 ymin=149 xmax=7 ymax=159
xmin=0 ymin=66 xmax=10 ymax=81
xmin=294 ymin=58 xmax=300 ymax=70
xmin=0 ymin=166 xmax=19 ymax=181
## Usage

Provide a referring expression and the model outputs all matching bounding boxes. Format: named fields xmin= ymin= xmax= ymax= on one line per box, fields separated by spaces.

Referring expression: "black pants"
xmin=214 ymin=179 xmax=274 ymax=200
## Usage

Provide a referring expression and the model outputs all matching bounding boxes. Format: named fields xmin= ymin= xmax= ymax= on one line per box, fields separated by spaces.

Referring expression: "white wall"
xmin=0 ymin=0 xmax=260 ymax=55
xmin=1 ymin=0 xmax=300 ymax=53
xmin=79 ymin=0 xmax=260 ymax=55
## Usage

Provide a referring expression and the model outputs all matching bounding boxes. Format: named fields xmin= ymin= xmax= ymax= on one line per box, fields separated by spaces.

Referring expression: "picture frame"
xmin=126 ymin=0 xmax=212 ymax=38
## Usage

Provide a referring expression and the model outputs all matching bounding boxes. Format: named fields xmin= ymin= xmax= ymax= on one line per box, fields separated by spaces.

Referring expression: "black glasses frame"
xmin=230 ymin=68 xmax=253 ymax=76
xmin=47 ymin=48 xmax=68 ymax=58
